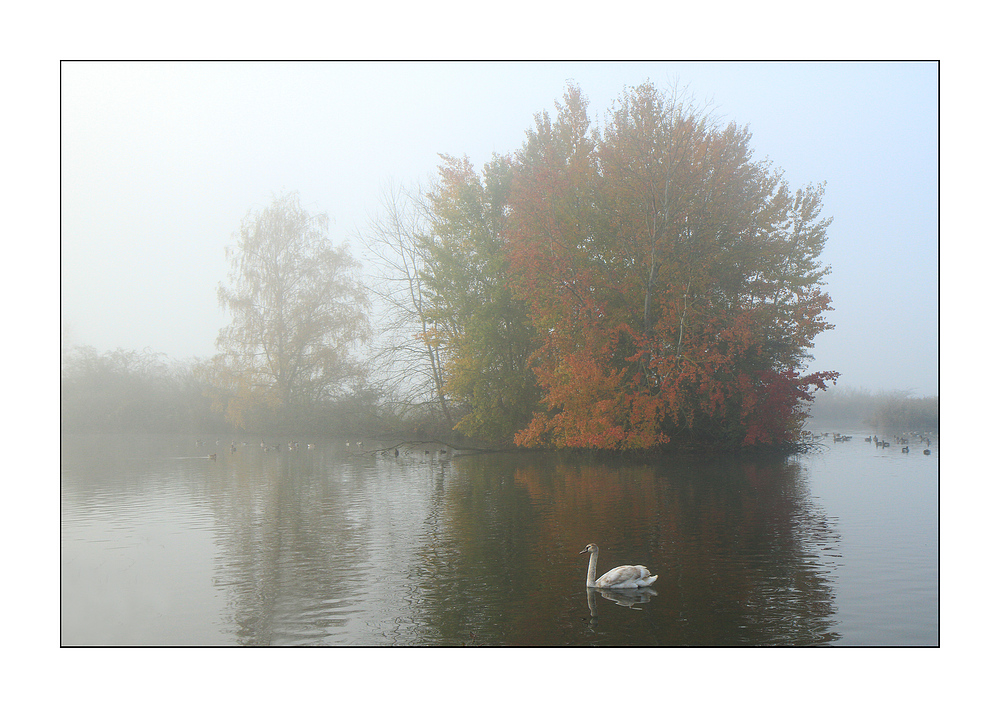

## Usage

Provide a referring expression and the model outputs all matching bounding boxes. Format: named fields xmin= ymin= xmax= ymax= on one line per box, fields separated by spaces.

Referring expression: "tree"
xmin=358 ymin=181 xmax=454 ymax=428
xmin=419 ymin=153 xmax=540 ymax=444
xmin=211 ymin=192 xmax=370 ymax=429
xmin=503 ymin=82 xmax=837 ymax=450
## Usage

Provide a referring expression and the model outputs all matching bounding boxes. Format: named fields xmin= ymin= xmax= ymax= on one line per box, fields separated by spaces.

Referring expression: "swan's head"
xmin=580 ymin=543 xmax=599 ymax=555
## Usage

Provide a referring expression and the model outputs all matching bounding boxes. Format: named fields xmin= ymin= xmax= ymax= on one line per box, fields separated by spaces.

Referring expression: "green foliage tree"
xmin=419 ymin=154 xmax=540 ymax=444
xmin=211 ymin=192 xmax=370 ymax=429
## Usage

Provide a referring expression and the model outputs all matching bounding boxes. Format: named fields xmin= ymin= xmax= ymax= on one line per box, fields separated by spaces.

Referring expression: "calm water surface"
xmin=61 ymin=433 xmax=938 ymax=646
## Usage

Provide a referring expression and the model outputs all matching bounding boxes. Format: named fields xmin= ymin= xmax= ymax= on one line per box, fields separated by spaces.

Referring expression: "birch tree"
xmin=212 ymin=192 xmax=369 ymax=428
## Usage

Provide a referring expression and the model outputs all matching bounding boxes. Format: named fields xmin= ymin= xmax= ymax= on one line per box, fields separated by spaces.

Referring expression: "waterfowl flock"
xmin=808 ymin=430 xmax=935 ymax=455
xmin=198 ymin=438 xmax=320 ymax=455
xmin=196 ymin=438 xmax=453 ymax=463
xmin=378 ymin=445 xmax=451 ymax=461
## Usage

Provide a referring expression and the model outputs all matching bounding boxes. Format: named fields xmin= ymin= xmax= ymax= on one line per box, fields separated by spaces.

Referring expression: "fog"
xmin=61 ymin=61 xmax=938 ymax=396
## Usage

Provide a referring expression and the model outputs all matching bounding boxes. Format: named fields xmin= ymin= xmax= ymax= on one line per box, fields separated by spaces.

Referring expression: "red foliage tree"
xmin=502 ymin=83 xmax=837 ymax=450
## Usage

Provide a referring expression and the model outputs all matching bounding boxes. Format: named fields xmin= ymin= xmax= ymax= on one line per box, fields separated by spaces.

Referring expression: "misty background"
xmin=61 ymin=61 xmax=938 ymax=398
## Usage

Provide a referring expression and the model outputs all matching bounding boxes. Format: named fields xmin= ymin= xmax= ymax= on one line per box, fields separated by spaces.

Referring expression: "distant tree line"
xmin=61 ymin=346 xmax=223 ymax=434
xmin=60 ymin=344 xmax=417 ymax=437
xmin=807 ymin=385 xmax=938 ymax=432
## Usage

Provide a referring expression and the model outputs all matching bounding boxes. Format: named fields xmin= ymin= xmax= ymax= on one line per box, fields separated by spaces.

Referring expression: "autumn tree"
xmin=419 ymin=154 xmax=540 ymax=444
xmin=211 ymin=192 xmax=370 ymax=429
xmin=504 ymin=82 xmax=837 ymax=450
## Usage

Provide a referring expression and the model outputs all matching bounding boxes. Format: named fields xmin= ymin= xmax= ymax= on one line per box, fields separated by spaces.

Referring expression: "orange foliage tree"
xmin=503 ymin=82 xmax=837 ymax=450
xmin=418 ymin=82 xmax=837 ymax=450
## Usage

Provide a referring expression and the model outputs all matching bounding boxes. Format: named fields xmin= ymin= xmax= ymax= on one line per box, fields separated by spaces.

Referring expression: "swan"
xmin=580 ymin=543 xmax=658 ymax=589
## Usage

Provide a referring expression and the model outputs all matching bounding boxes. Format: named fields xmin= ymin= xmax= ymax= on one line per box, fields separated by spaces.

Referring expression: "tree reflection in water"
xmin=62 ymin=436 xmax=845 ymax=646
xmin=431 ymin=452 xmax=841 ymax=646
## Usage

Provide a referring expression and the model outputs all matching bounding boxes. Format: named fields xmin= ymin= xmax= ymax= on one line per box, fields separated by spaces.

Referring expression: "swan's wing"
xmin=596 ymin=565 xmax=649 ymax=588
xmin=629 ymin=566 xmax=658 ymax=586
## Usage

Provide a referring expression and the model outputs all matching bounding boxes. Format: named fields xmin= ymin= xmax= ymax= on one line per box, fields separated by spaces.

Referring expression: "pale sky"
xmin=61 ymin=60 xmax=939 ymax=396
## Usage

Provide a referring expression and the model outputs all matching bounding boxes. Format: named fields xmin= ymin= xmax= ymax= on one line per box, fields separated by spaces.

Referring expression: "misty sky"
xmin=61 ymin=61 xmax=938 ymax=396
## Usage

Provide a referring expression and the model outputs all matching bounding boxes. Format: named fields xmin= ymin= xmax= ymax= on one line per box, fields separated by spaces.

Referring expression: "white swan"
xmin=580 ymin=543 xmax=658 ymax=589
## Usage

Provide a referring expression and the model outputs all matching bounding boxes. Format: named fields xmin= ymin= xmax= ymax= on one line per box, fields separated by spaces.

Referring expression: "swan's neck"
xmin=587 ymin=549 xmax=599 ymax=588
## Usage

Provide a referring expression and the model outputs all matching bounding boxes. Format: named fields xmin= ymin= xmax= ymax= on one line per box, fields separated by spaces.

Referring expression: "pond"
xmin=60 ymin=431 xmax=938 ymax=646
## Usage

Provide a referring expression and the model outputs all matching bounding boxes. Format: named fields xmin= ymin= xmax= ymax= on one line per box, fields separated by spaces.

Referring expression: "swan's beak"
xmin=579 ymin=548 xmax=588 ymax=554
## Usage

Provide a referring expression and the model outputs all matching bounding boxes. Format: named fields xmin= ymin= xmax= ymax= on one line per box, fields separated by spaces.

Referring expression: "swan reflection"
xmin=587 ymin=586 xmax=658 ymax=622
